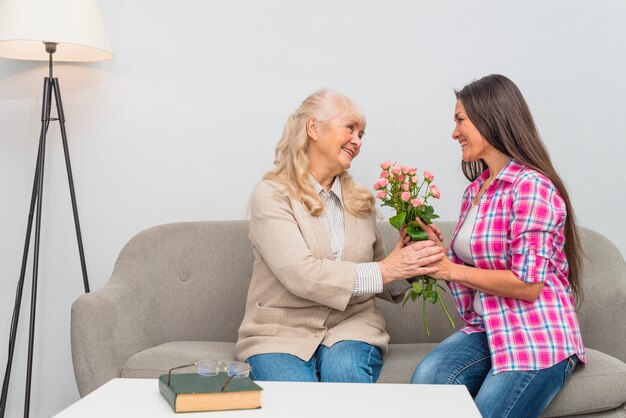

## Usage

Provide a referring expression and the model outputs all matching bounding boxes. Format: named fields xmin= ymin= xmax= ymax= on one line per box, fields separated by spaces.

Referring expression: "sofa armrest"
xmin=71 ymin=280 xmax=151 ymax=397
xmin=576 ymin=228 xmax=626 ymax=363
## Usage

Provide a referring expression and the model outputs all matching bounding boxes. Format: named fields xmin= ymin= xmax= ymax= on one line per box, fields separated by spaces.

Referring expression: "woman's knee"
xmin=318 ymin=341 xmax=383 ymax=383
xmin=247 ymin=353 xmax=317 ymax=382
xmin=411 ymin=356 xmax=450 ymax=384
xmin=411 ymin=332 xmax=490 ymax=385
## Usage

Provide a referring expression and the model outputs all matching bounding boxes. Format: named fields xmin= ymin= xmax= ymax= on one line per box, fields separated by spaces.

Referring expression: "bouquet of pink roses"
xmin=374 ymin=161 xmax=455 ymax=335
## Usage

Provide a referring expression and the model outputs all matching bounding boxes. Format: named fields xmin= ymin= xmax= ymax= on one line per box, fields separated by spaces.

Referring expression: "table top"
xmin=54 ymin=378 xmax=481 ymax=417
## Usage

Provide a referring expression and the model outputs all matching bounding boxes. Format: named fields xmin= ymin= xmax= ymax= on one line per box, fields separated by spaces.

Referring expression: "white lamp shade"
xmin=0 ymin=0 xmax=113 ymax=62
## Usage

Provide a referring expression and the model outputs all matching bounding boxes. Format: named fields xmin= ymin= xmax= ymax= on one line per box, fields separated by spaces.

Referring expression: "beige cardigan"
xmin=236 ymin=180 xmax=403 ymax=362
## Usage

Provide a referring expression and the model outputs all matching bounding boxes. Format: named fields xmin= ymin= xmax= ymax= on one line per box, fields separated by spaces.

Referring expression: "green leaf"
xmin=389 ymin=212 xmax=406 ymax=231
xmin=412 ymin=281 xmax=423 ymax=293
xmin=406 ymin=223 xmax=428 ymax=241
xmin=420 ymin=216 xmax=432 ymax=225
xmin=402 ymin=292 xmax=410 ymax=307
xmin=424 ymin=205 xmax=435 ymax=215
xmin=423 ymin=290 xmax=437 ymax=304
xmin=410 ymin=291 xmax=418 ymax=302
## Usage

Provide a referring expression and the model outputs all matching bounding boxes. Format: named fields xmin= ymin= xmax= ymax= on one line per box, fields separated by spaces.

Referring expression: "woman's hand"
xmin=422 ymin=253 xmax=458 ymax=281
xmin=392 ymin=225 xmax=413 ymax=252
xmin=379 ymin=240 xmax=445 ymax=284
xmin=414 ymin=218 xmax=446 ymax=249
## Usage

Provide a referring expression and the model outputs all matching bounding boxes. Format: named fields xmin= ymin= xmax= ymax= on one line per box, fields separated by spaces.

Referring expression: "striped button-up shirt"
xmin=311 ymin=176 xmax=410 ymax=296
xmin=447 ymin=160 xmax=586 ymax=373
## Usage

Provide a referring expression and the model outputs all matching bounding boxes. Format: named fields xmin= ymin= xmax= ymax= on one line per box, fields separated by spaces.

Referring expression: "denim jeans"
xmin=246 ymin=340 xmax=383 ymax=383
xmin=411 ymin=331 xmax=578 ymax=418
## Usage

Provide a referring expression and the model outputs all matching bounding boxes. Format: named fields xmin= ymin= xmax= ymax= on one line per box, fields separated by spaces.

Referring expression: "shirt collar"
xmin=494 ymin=159 xmax=524 ymax=183
xmin=471 ymin=159 xmax=521 ymax=191
xmin=310 ymin=175 xmax=343 ymax=202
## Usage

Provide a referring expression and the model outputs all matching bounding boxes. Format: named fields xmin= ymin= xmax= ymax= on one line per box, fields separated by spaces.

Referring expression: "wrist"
xmin=378 ymin=261 xmax=394 ymax=285
xmin=455 ymin=264 xmax=474 ymax=284
xmin=447 ymin=263 xmax=462 ymax=282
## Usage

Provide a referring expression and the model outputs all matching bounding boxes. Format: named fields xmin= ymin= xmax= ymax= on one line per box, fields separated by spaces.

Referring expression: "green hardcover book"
xmin=158 ymin=373 xmax=263 ymax=413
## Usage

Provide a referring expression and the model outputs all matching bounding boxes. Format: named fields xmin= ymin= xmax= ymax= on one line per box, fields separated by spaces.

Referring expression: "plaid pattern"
xmin=447 ymin=160 xmax=586 ymax=373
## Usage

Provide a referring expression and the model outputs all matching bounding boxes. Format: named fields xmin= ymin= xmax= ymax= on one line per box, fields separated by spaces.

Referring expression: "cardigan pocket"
xmin=252 ymin=301 xmax=284 ymax=336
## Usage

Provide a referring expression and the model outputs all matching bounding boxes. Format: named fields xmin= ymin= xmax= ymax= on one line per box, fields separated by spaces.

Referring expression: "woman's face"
xmin=310 ymin=116 xmax=364 ymax=176
xmin=452 ymin=99 xmax=489 ymax=163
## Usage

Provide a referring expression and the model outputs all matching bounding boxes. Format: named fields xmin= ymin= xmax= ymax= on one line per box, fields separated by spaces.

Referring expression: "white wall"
xmin=0 ymin=0 xmax=624 ymax=416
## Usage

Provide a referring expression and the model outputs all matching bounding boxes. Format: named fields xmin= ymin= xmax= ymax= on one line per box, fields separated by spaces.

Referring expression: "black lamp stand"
xmin=0 ymin=42 xmax=91 ymax=418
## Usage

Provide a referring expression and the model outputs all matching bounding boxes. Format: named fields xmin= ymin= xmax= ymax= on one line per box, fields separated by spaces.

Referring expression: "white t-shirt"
xmin=451 ymin=204 xmax=483 ymax=316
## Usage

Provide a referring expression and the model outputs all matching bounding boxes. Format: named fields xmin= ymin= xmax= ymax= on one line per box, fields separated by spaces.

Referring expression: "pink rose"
xmin=373 ymin=182 xmax=381 ymax=190
xmin=430 ymin=184 xmax=441 ymax=199
xmin=408 ymin=168 xmax=417 ymax=176
xmin=376 ymin=191 xmax=386 ymax=199
xmin=397 ymin=174 xmax=405 ymax=182
xmin=424 ymin=170 xmax=435 ymax=181
xmin=401 ymin=192 xmax=411 ymax=201
xmin=377 ymin=178 xmax=389 ymax=188
xmin=411 ymin=199 xmax=422 ymax=207
xmin=390 ymin=164 xmax=402 ymax=174
xmin=402 ymin=165 xmax=411 ymax=174
xmin=380 ymin=170 xmax=389 ymax=178
xmin=380 ymin=161 xmax=391 ymax=170
xmin=411 ymin=176 xmax=418 ymax=183
xmin=402 ymin=183 xmax=410 ymax=191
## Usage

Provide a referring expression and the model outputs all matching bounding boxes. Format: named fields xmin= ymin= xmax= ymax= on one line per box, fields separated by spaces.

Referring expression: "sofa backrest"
xmin=109 ymin=221 xmax=253 ymax=345
xmin=110 ymin=220 xmax=626 ymax=362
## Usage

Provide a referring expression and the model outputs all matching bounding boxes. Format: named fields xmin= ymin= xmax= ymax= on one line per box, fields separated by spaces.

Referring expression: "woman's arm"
xmin=424 ymin=174 xmax=568 ymax=303
xmin=413 ymin=218 xmax=544 ymax=302
xmin=431 ymin=261 xmax=544 ymax=302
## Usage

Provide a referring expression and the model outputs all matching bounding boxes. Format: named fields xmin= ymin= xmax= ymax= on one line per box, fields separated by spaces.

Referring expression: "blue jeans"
xmin=246 ymin=340 xmax=383 ymax=383
xmin=411 ymin=331 xmax=578 ymax=418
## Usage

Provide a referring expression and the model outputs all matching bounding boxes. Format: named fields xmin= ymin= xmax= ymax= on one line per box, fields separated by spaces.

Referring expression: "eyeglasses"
xmin=167 ymin=360 xmax=252 ymax=392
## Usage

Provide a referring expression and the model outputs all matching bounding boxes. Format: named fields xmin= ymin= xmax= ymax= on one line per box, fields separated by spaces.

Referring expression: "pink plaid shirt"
xmin=448 ymin=160 xmax=586 ymax=373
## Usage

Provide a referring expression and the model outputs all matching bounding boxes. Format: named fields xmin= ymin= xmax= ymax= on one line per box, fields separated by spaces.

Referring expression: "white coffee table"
xmin=54 ymin=378 xmax=481 ymax=417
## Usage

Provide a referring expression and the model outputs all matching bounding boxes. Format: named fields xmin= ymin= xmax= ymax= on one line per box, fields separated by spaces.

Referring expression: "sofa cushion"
xmin=121 ymin=341 xmax=237 ymax=378
xmin=121 ymin=342 xmax=626 ymax=417
xmin=378 ymin=343 xmax=438 ymax=383
xmin=542 ymin=349 xmax=626 ymax=417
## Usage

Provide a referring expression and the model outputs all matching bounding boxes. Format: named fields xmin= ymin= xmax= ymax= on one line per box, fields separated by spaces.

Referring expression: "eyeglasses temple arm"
xmin=167 ymin=362 xmax=198 ymax=386
xmin=220 ymin=367 xmax=252 ymax=392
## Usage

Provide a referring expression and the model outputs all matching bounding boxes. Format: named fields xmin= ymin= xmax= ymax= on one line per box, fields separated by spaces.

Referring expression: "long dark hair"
xmin=456 ymin=74 xmax=582 ymax=303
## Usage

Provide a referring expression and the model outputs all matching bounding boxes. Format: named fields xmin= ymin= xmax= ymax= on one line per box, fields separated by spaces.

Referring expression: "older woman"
xmin=236 ymin=89 xmax=445 ymax=383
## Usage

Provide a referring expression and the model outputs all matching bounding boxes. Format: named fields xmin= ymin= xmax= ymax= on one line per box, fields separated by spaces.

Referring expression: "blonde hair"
xmin=264 ymin=89 xmax=375 ymax=217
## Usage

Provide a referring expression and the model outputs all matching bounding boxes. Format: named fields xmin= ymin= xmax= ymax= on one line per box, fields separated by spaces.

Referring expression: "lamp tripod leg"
xmin=51 ymin=78 xmax=90 ymax=293
xmin=23 ymin=76 xmax=54 ymax=418
xmin=0 ymin=78 xmax=53 ymax=418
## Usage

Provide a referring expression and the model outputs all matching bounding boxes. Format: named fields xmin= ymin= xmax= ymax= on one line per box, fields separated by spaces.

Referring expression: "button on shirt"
xmin=447 ymin=160 xmax=586 ymax=373
xmin=311 ymin=176 xmax=410 ymax=297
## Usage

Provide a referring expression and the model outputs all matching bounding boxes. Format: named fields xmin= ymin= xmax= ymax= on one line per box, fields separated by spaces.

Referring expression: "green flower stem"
xmin=435 ymin=280 xmax=456 ymax=329
xmin=422 ymin=296 xmax=429 ymax=337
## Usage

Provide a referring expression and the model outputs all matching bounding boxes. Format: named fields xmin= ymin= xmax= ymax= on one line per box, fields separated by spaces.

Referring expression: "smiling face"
xmin=452 ymin=99 xmax=491 ymax=163
xmin=308 ymin=114 xmax=365 ymax=185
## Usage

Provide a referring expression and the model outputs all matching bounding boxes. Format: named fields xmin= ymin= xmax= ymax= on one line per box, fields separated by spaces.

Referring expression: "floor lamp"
xmin=0 ymin=0 xmax=113 ymax=417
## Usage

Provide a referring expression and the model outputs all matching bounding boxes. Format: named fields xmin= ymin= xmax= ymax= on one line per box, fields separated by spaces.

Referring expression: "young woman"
xmin=236 ymin=89 xmax=445 ymax=383
xmin=411 ymin=75 xmax=585 ymax=418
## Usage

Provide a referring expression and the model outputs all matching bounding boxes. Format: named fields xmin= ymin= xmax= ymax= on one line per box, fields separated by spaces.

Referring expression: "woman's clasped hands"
xmin=404 ymin=218 xmax=460 ymax=283
xmin=378 ymin=230 xmax=446 ymax=285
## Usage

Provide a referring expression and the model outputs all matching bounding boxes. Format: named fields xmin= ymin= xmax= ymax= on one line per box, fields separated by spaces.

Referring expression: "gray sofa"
xmin=71 ymin=221 xmax=626 ymax=417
